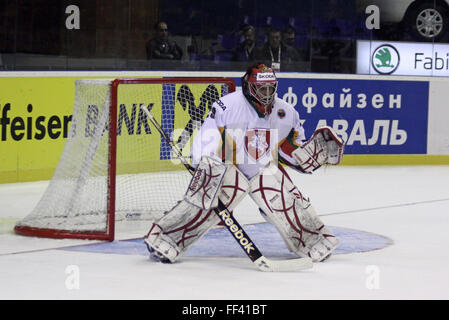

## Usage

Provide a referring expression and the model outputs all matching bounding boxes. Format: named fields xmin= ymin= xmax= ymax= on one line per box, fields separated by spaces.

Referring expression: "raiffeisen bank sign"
xmin=357 ymin=40 xmax=449 ymax=76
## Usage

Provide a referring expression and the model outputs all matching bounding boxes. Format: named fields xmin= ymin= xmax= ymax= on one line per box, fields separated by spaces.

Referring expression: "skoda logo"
xmin=372 ymin=44 xmax=400 ymax=75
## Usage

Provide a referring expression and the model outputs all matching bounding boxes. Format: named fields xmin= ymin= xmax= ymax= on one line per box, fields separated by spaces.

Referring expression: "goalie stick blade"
xmin=254 ymin=256 xmax=313 ymax=272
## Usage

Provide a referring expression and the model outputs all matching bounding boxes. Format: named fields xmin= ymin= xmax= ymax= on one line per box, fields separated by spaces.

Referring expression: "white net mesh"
xmin=15 ymin=78 xmax=234 ymax=239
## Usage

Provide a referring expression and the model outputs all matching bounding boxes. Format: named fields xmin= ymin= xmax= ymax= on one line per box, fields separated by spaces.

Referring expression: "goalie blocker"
xmin=145 ymin=156 xmax=338 ymax=263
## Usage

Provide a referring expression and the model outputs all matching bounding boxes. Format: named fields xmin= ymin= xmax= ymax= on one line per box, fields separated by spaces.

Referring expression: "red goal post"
xmin=14 ymin=77 xmax=236 ymax=241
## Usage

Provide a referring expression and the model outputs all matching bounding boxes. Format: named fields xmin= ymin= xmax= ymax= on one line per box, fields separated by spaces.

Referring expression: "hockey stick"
xmin=142 ymin=105 xmax=312 ymax=272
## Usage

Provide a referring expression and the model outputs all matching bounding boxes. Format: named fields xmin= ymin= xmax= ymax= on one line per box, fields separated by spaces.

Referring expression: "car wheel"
xmin=407 ymin=2 xmax=448 ymax=41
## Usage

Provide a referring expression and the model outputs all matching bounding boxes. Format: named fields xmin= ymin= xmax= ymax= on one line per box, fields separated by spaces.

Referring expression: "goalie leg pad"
xmin=144 ymin=200 xmax=219 ymax=263
xmin=184 ymin=156 xmax=228 ymax=210
xmin=217 ymin=164 xmax=250 ymax=211
xmin=248 ymin=165 xmax=338 ymax=262
xmin=144 ymin=164 xmax=250 ymax=263
xmin=145 ymin=224 xmax=180 ymax=263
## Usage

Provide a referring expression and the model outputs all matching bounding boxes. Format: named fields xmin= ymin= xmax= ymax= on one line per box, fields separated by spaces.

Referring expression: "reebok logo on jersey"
xmin=216 ymin=99 xmax=227 ymax=111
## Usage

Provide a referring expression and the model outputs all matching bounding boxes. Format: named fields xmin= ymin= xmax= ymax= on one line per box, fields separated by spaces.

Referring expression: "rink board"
xmin=1 ymin=71 xmax=449 ymax=184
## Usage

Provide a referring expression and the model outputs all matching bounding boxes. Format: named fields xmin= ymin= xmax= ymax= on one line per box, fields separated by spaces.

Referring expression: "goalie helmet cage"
xmin=14 ymin=77 xmax=236 ymax=241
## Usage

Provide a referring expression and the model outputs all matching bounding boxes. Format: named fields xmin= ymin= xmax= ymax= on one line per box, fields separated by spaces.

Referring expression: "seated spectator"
xmin=146 ymin=21 xmax=183 ymax=60
xmin=232 ymin=24 xmax=257 ymax=62
xmin=282 ymin=26 xmax=308 ymax=61
xmin=254 ymin=27 xmax=299 ymax=72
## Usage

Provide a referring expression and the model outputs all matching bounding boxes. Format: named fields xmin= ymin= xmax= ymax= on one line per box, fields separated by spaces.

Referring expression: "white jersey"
xmin=191 ymin=90 xmax=306 ymax=179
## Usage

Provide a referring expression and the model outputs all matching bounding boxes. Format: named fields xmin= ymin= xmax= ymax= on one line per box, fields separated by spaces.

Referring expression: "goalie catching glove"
xmin=291 ymin=126 xmax=344 ymax=173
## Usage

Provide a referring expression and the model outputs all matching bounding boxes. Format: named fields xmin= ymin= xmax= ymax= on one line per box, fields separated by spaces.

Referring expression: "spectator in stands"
xmin=254 ymin=27 xmax=299 ymax=72
xmin=146 ymin=21 xmax=183 ymax=60
xmin=282 ymin=26 xmax=297 ymax=48
xmin=232 ymin=24 xmax=257 ymax=62
xmin=282 ymin=26 xmax=307 ymax=61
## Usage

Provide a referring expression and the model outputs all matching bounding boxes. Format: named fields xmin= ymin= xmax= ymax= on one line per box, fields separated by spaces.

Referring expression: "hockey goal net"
xmin=14 ymin=77 xmax=235 ymax=241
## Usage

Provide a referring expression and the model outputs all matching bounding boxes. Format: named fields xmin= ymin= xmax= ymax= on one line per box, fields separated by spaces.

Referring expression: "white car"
xmin=357 ymin=0 xmax=449 ymax=41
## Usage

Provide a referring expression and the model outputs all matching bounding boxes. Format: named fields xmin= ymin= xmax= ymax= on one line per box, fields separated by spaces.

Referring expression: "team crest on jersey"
xmin=244 ymin=129 xmax=271 ymax=160
xmin=277 ymin=109 xmax=286 ymax=118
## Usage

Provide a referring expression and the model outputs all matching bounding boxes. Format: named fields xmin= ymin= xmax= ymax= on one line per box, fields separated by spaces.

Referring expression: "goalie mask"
xmin=242 ymin=63 xmax=278 ymax=117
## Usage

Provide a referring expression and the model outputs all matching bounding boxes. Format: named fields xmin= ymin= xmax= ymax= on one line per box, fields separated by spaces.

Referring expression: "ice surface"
xmin=0 ymin=166 xmax=448 ymax=300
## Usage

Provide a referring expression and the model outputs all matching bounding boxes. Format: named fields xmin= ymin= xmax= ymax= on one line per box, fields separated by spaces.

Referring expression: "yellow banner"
xmin=0 ymin=77 xmax=81 ymax=182
xmin=0 ymin=77 xmax=228 ymax=183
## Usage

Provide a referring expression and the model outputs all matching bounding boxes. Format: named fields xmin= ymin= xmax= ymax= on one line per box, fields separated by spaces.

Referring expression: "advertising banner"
xmin=0 ymin=77 xmax=77 ymax=182
xmin=0 ymin=77 xmax=229 ymax=182
xmin=357 ymin=40 xmax=449 ymax=76
xmin=0 ymin=73 xmax=442 ymax=183
xmin=234 ymin=77 xmax=429 ymax=155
